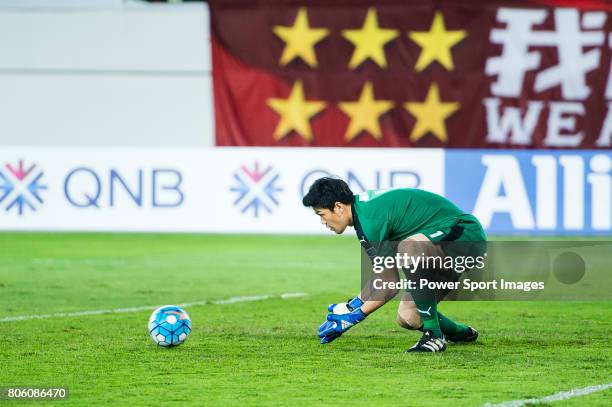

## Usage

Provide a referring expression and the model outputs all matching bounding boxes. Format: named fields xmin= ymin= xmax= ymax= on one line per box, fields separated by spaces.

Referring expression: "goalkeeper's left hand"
xmin=318 ymin=297 xmax=367 ymax=344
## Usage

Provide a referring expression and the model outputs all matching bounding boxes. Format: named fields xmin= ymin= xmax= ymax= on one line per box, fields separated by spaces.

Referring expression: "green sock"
xmin=405 ymin=266 xmax=442 ymax=338
xmin=437 ymin=311 xmax=468 ymax=336
xmin=413 ymin=300 xmax=443 ymax=338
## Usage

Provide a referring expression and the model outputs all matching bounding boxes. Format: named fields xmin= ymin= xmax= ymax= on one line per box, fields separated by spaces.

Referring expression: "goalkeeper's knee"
xmin=396 ymin=312 xmax=422 ymax=331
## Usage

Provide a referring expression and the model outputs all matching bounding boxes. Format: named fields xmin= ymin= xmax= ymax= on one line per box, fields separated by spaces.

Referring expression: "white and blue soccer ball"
xmin=148 ymin=305 xmax=192 ymax=347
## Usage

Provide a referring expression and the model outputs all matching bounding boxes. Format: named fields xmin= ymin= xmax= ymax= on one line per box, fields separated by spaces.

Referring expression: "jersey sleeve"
xmin=361 ymin=217 xmax=389 ymax=242
xmin=361 ymin=217 xmax=397 ymax=258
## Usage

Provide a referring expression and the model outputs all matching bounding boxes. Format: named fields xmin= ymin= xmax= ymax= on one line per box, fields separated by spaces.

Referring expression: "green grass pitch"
xmin=0 ymin=233 xmax=610 ymax=406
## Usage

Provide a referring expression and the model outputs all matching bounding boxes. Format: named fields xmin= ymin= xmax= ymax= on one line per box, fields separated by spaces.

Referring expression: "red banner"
xmin=211 ymin=0 xmax=612 ymax=148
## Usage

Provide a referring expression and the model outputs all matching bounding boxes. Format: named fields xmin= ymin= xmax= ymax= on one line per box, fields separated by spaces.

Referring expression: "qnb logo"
xmin=0 ymin=160 xmax=47 ymax=215
xmin=230 ymin=162 xmax=283 ymax=217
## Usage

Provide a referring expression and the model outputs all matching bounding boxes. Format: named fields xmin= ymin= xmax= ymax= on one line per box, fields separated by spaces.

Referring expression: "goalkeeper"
xmin=302 ymin=177 xmax=486 ymax=353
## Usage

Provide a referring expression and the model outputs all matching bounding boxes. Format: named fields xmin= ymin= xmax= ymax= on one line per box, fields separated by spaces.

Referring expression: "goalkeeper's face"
xmin=314 ymin=203 xmax=352 ymax=234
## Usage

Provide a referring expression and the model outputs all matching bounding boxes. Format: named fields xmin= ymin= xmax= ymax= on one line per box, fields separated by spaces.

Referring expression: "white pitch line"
xmin=482 ymin=382 xmax=612 ymax=407
xmin=210 ymin=295 xmax=271 ymax=305
xmin=0 ymin=292 xmax=308 ymax=323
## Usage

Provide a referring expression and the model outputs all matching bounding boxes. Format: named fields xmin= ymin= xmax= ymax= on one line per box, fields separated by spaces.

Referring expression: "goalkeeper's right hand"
xmin=317 ymin=297 xmax=366 ymax=344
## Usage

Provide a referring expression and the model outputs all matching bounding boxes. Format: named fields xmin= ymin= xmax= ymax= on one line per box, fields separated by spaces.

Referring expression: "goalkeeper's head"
xmin=302 ymin=177 xmax=355 ymax=234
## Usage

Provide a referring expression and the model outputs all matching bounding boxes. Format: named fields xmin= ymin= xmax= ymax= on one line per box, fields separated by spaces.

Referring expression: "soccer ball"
xmin=148 ymin=305 xmax=192 ymax=347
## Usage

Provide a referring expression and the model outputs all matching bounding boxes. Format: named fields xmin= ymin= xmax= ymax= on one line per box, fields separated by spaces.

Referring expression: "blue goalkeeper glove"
xmin=318 ymin=297 xmax=367 ymax=344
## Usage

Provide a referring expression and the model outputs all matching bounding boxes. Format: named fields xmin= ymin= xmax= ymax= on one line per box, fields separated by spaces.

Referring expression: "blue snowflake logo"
xmin=0 ymin=160 xmax=47 ymax=216
xmin=230 ymin=162 xmax=283 ymax=217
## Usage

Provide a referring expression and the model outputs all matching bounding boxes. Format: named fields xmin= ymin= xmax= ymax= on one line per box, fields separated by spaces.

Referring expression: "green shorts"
xmin=421 ymin=215 xmax=487 ymax=266
xmin=405 ymin=216 xmax=486 ymax=301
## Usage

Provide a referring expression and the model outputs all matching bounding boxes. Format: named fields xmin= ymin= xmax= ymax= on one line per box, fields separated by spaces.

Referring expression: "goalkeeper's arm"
xmin=358 ymin=266 xmax=401 ymax=314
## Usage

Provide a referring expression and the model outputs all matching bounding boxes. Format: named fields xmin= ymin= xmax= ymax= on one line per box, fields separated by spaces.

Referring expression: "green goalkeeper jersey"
xmin=351 ymin=188 xmax=483 ymax=245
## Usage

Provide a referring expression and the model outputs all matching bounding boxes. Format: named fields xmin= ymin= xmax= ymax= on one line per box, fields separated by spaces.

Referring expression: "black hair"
xmin=302 ymin=177 xmax=355 ymax=210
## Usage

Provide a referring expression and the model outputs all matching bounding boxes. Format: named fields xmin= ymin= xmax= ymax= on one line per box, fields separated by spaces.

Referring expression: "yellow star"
xmin=266 ymin=80 xmax=326 ymax=141
xmin=273 ymin=8 xmax=329 ymax=67
xmin=342 ymin=8 xmax=399 ymax=69
xmin=338 ymin=82 xmax=394 ymax=142
xmin=404 ymin=83 xmax=460 ymax=143
xmin=408 ymin=11 xmax=467 ymax=71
